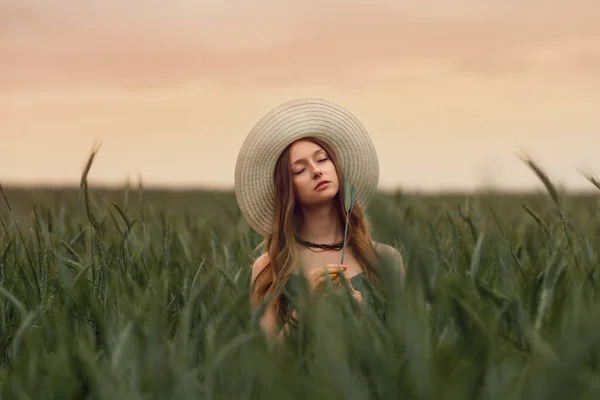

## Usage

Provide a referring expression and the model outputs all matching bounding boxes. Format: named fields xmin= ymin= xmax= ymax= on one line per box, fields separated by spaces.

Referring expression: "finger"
xmin=309 ymin=278 xmax=325 ymax=295
xmin=309 ymin=275 xmax=321 ymax=288
xmin=326 ymin=271 xmax=343 ymax=279
xmin=316 ymin=276 xmax=328 ymax=287
xmin=321 ymin=275 xmax=338 ymax=284
xmin=322 ymin=264 xmax=347 ymax=272
xmin=325 ymin=264 xmax=347 ymax=269
xmin=311 ymin=274 xmax=325 ymax=285
xmin=319 ymin=276 xmax=339 ymax=289
xmin=309 ymin=266 xmax=342 ymax=279
xmin=345 ymin=276 xmax=354 ymax=289
xmin=310 ymin=265 xmax=346 ymax=274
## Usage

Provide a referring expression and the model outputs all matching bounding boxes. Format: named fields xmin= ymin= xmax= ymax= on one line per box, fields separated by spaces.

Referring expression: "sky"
xmin=1 ymin=0 xmax=599 ymax=192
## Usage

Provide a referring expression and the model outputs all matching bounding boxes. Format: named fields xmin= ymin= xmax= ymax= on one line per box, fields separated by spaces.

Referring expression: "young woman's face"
xmin=288 ymin=139 xmax=339 ymax=207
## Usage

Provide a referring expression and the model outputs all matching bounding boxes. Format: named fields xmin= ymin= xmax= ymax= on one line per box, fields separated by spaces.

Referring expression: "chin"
xmin=312 ymin=187 xmax=338 ymax=202
xmin=325 ymin=184 xmax=340 ymax=197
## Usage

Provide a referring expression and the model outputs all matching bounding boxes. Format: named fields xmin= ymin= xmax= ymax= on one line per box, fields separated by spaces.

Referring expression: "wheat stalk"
xmin=340 ymin=177 xmax=357 ymax=265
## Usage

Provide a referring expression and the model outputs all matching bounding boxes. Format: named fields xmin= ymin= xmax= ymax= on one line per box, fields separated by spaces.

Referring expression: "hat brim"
xmin=234 ymin=98 xmax=379 ymax=238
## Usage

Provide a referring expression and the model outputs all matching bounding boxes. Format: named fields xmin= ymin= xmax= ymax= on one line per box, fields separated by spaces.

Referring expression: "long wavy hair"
xmin=250 ymin=137 xmax=379 ymax=325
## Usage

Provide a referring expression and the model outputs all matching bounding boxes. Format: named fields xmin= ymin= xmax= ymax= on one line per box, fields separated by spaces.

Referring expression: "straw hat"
xmin=234 ymin=98 xmax=379 ymax=237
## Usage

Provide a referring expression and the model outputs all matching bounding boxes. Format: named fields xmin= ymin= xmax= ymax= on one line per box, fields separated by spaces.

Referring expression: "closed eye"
xmin=317 ymin=158 xmax=328 ymax=163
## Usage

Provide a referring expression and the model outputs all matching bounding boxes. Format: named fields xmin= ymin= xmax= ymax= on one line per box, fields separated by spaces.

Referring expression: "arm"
xmin=250 ymin=254 xmax=294 ymax=345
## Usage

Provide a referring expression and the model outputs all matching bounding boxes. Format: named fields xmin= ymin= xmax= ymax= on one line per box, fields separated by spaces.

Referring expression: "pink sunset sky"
xmin=1 ymin=0 xmax=599 ymax=192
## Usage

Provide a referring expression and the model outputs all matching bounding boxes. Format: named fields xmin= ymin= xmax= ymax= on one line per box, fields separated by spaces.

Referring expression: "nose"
xmin=312 ymin=166 xmax=322 ymax=178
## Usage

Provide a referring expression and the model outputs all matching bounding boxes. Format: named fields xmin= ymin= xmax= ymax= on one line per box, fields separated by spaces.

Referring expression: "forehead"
xmin=289 ymin=140 xmax=326 ymax=160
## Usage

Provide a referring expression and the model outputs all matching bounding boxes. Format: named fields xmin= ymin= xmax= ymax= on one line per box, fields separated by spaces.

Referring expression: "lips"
xmin=315 ymin=180 xmax=330 ymax=190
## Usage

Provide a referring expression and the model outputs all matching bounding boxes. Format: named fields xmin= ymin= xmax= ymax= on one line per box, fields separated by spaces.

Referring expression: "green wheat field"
xmin=1 ymin=158 xmax=600 ymax=399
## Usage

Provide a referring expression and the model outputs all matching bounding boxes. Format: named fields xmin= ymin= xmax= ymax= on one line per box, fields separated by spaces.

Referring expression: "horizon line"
xmin=1 ymin=181 xmax=599 ymax=196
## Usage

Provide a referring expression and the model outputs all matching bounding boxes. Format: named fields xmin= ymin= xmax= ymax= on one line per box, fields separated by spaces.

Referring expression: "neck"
xmin=297 ymin=201 xmax=344 ymax=244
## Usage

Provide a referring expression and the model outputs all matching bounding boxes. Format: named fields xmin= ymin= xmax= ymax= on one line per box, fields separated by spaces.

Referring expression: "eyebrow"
xmin=291 ymin=149 xmax=327 ymax=166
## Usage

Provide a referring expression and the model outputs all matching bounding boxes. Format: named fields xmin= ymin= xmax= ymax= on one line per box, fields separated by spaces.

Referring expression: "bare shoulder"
xmin=373 ymin=241 xmax=405 ymax=275
xmin=251 ymin=253 xmax=270 ymax=285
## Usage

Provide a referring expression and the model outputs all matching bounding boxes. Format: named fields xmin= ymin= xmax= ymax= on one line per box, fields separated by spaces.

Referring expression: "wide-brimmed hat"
xmin=234 ymin=98 xmax=379 ymax=237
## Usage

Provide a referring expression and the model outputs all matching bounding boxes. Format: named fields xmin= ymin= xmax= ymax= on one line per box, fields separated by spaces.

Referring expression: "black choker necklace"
xmin=295 ymin=236 xmax=344 ymax=251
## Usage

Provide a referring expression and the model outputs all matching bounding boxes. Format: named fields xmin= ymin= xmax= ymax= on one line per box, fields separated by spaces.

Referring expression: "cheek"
xmin=292 ymin=175 xmax=308 ymax=195
xmin=291 ymin=176 xmax=300 ymax=193
xmin=326 ymin=161 xmax=337 ymax=174
xmin=331 ymin=180 xmax=340 ymax=192
xmin=326 ymin=164 xmax=339 ymax=181
xmin=328 ymin=172 xmax=340 ymax=190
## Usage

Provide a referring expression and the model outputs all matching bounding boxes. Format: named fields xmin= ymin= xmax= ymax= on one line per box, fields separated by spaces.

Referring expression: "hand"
xmin=306 ymin=265 xmax=347 ymax=297
xmin=334 ymin=275 xmax=363 ymax=316
xmin=343 ymin=275 xmax=363 ymax=306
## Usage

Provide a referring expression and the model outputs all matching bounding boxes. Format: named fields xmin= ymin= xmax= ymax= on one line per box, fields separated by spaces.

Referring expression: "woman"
xmin=234 ymin=98 xmax=405 ymax=343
